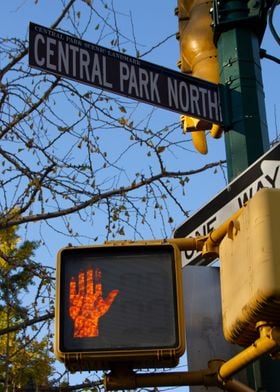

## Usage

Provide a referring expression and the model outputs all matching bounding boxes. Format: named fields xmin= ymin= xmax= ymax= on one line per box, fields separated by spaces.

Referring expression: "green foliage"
xmin=8 ymin=338 xmax=54 ymax=389
xmin=0 ymin=223 xmax=38 ymax=310
xmin=0 ymin=224 xmax=54 ymax=391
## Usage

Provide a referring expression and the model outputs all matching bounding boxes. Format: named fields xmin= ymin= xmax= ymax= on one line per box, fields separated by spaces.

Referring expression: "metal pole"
xmin=215 ymin=1 xmax=279 ymax=389
xmin=216 ymin=0 xmax=270 ymax=181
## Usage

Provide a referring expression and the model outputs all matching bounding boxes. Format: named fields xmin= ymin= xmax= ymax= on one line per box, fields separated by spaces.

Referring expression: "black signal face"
xmin=56 ymin=245 xmax=185 ymax=368
xmin=58 ymin=245 xmax=179 ymax=353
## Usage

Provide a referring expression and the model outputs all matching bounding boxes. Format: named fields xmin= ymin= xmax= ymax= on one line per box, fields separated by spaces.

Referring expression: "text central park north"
xmin=29 ymin=23 xmax=222 ymax=124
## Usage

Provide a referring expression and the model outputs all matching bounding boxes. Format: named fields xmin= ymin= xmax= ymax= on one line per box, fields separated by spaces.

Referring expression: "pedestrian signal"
xmin=219 ymin=188 xmax=280 ymax=346
xmin=55 ymin=242 xmax=185 ymax=371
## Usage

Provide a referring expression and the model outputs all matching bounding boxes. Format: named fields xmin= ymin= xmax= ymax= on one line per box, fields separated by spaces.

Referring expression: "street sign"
xmin=29 ymin=22 xmax=222 ymax=125
xmin=174 ymin=142 xmax=280 ymax=266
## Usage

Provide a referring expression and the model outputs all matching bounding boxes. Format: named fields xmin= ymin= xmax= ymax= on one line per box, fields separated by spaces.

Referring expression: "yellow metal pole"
xmin=104 ymin=209 xmax=251 ymax=258
xmin=202 ymin=206 xmax=245 ymax=256
xmin=219 ymin=324 xmax=280 ymax=382
xmin=208 ymin=359 xmax=255 ymax=392
xmin=105 ymin=237 xmax=206 ymax=251
xmin=168 ymin=236 xmax=206 ymax=251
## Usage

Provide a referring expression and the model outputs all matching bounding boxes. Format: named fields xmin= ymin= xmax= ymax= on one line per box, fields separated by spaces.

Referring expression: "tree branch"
xmin=0 ymin=0 xmax=76 ymax=81
xmin=0 ymin=78 xmax=60 ymax=140
xmin=0 ymin=160 xmax=226 ymax=229
xmin=0 ymin=311 xmax=54 ymax=336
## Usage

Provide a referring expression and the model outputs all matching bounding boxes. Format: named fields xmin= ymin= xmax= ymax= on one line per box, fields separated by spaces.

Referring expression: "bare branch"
xmin=0 ymin=78 xmax=60 ymax=139
xmin=0 ymin=0 xmax=76 ymax=81
xmin=1 ymin=160 xmax=225 ymax=229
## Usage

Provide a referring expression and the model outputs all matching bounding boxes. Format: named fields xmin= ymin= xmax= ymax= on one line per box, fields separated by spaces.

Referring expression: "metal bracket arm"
xmin=104 ymin=364 xmax=254 ymax=392
xmin=104 ymin=324 xmax=280 ymax=391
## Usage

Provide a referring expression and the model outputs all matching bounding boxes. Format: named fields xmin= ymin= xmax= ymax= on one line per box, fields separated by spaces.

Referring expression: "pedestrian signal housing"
xmin=219 ymin=188 xmax=280 ymax=346
xmin=55 ymin=242 xmax=185 ymax=371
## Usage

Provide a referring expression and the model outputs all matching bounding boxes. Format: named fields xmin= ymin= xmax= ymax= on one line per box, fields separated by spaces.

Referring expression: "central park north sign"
xmin=29 ymin=22 xmax=222 ymax=125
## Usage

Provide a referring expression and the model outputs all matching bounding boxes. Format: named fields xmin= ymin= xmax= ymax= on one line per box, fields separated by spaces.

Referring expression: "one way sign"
xmin=174 ymin=143 xmax=280 ymax=266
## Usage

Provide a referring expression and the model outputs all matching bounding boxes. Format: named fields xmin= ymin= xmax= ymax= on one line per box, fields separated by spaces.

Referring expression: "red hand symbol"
xmin=69 ymin=267 xmax=119 ymax=337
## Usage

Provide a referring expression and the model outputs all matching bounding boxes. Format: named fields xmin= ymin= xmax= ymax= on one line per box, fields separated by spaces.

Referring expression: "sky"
xmin=1 ymin=0 xmax=279 ymax=390
xmin=1 ymin=0 xmax=230 ymax=249
xmin=1 ymin=0 xmax=279 ymax=233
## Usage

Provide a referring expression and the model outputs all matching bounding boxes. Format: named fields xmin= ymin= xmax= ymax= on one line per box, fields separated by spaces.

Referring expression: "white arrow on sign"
xmin=174 ymin=143 xmax=280 ymax=267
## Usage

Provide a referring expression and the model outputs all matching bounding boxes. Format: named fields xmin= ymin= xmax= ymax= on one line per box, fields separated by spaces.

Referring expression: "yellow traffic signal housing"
xmin=219 ymin=188 xmax=280 ymax=346
xmin=55 ymin=242 xmax=185 ymax=371
xmin=176 ymin=0 xmax=223 ymax=154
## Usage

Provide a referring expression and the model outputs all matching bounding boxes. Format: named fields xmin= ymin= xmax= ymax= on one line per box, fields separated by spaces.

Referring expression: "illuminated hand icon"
xmin=69 ymin=267 xmax=119 ymax=337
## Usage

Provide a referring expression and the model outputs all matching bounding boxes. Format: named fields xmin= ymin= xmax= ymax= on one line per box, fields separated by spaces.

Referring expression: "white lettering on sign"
xmin=139 ymin=68 xmax=149 ymax=99
xmin=199 ymin=87 xmax=207 ymax=118
xmin=34 ymin=33 xmax=45 ymax=66
xmin=80 ymin=48 xmax=90 ymax=80
xmin=70 ymin=45 xmax=79 ymax=77
xmin=58 ymin=41 xmax=69 ymax=74
xmin=181 ymin=159 xmax=280 ymax=266
xmin=32 ymin=32 xmax=113 ymax=89
xmin=190 ymin=84 xmax=200 ymax=116
xmin=30 ymin=23 xmax=222 ymax=124
xmin=236 ymin=160 xmax=280 ymax=208
xmin=91 ymin=53 xmax=102 ymax=84
xmin=208 ymin=89 xmax=220 ymax=122
xmin=167 ymin=77 xmax=220 ymax=121
xmin=119 ymin=62 xmax=161 ymax=103
xmin=46 ymin=37 xmax=57 ymax=71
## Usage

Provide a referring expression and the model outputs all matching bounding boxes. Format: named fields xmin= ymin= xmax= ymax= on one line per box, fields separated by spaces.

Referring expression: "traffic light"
xmin=219 ymin=188 xmax=280 ymax=346
xmin=55 ymin=242 xmax=185 ymax=372
xmin=176 ymin=0 xmax=223 ymax=154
